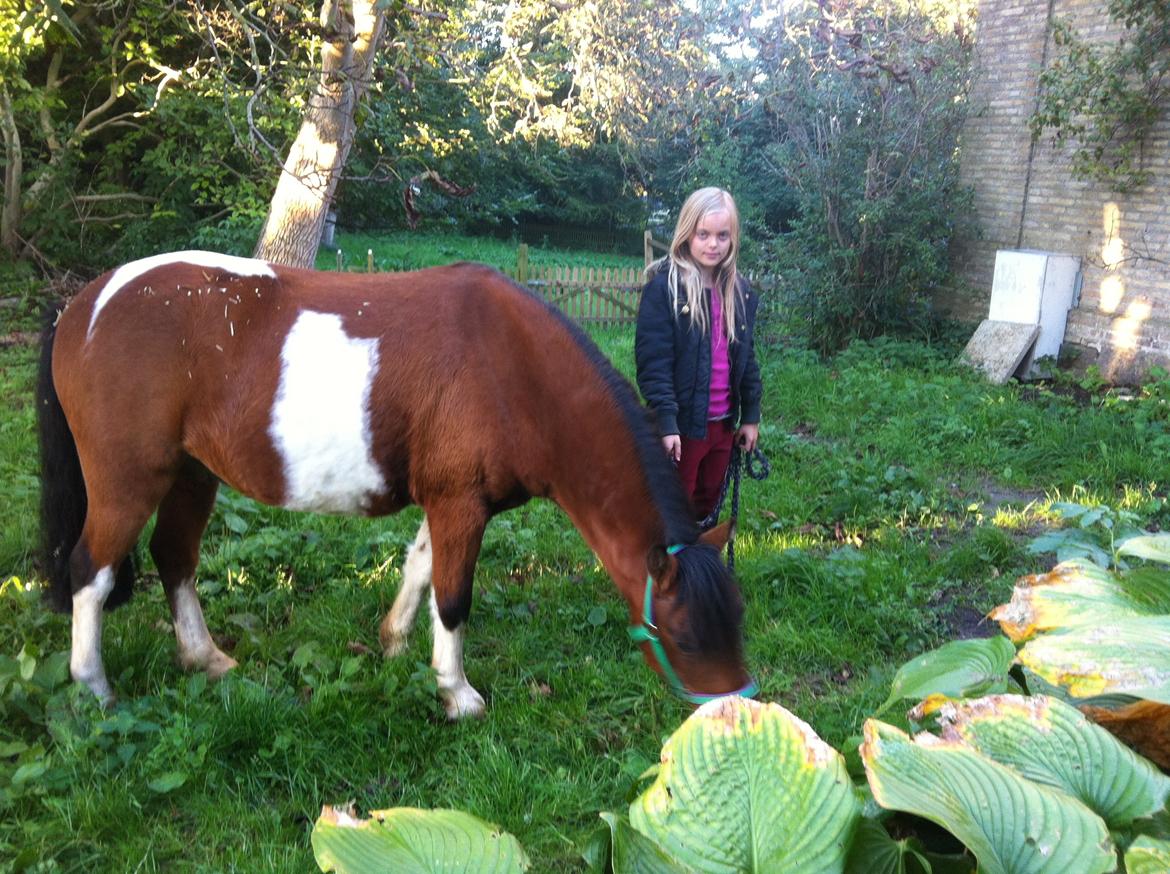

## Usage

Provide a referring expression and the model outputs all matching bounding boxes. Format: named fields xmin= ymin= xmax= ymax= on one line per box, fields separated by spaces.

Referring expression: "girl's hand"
xmin=736 ymin=423 xmax=759 ymax=452
xmin=662 ymin=434 xmax=682 ymax=463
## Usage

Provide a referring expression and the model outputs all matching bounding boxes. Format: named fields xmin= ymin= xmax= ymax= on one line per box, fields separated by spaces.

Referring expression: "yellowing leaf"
xmin=933 ymin=695 xmax=1170 ymax=826
xmin=1125 ymin=836 xmax=1170 ymax=874
xmin=1017 ymin=619 xmax=1170 ymax=703
xmin=630 ymin=696 xmax=860 ymax=874
xmin=312 ymin=805 xmax=529 ymax=874
xmin=990 ymin=560 xmax=1167 ymax=643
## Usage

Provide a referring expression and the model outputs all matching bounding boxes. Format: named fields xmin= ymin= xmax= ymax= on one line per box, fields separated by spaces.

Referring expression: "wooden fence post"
xmin=644 ymin=230 xmax=653 ymax=268
xmin=366 ymin=249 xmax=374 ymax=272
xmin=517 ymin=243 xmax=529 ymax=284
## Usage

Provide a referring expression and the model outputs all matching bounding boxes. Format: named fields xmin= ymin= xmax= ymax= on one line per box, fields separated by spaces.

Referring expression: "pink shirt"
xmin=707 ymin=288 xmax=732 ymax=420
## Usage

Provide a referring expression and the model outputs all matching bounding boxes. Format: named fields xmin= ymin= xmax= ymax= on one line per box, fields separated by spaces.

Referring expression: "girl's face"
xmin=687 ymin=209 xmax=733 ymax=279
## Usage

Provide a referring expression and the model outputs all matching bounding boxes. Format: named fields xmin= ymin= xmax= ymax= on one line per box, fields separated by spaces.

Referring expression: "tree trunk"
xmin=0 ymin=85 xmax=23 ymax=256
xmin=253 ymin=0 xmax=386 ymax=267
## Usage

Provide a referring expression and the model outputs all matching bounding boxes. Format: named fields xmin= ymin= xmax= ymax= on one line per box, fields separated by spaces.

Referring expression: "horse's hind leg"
xmin=149 ymin=461 xmax=237 ymax=679
xmin=425 ymin=500 xmax=489 ymax=720
xmin=379 ymin=517 xmax=432 ymax=657
xmin=70 ymin=481 xmax=170 ymax=704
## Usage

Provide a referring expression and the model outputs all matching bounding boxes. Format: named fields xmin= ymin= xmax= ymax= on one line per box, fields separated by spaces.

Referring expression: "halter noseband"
xmin=627 ymin=544 xmax=759 ymax=705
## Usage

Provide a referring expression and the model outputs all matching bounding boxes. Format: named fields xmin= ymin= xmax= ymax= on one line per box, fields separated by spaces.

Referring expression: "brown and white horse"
xmin=37 ymin=251 xmax=755 ymax=718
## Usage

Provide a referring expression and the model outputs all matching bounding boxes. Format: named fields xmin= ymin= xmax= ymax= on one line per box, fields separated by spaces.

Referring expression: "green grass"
xmin=1 ymin=252 xmax=1167 ymax=871
xmin=317 ymin=230 xmax=645 ymax=275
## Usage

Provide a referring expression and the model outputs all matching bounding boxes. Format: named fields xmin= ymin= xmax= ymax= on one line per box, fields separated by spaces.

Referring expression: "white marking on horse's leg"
xmin=380 ymin=518 xmax=432 ymax=657
xmin=71 ymin=567 xmax=116 ymax=705
xmin=170 ymin=578 xmax=238 ymax=679
xmin=430 ymin=590 xmax=485 ymax=720
xmin=269 ymin=311 xmax=387 ymax=513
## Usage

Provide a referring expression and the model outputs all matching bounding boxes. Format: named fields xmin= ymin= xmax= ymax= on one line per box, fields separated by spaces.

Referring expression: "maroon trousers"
xmin=677 ymin=419 xmax=735 ymax=521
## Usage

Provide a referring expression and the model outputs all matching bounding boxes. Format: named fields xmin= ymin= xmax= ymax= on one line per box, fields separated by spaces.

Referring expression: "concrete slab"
xmin=961 ymin=319 xmax=1041 ymax=384
xmin=989 ymin=250 xmax=1081 ymax=375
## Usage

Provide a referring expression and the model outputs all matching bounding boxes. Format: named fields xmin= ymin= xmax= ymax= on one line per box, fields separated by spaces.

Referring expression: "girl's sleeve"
xmin=635 ymin=278 xmax=680 ymax=436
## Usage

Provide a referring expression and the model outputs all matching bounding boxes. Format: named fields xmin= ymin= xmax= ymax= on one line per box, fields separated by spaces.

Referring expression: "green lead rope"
xmin=628 ymin=544 xmax=759 ymax=705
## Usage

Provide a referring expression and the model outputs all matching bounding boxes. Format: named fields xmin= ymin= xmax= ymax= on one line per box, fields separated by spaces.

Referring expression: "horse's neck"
xmin=543 ymin=408 xmax=663 ymax=606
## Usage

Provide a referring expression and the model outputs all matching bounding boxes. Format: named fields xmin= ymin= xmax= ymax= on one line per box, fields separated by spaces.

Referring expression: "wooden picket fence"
xmin=335 ymin=236 xmax=780 ymax=326
xmin=524 ymin=264 xmax=644 ymax=325
xmin=509 ymin=247 xmax=644 ymax=325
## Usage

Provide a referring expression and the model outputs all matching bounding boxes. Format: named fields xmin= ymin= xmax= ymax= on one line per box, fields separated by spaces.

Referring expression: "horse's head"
xmin=630 ymin=523 xmax=756 ymax=704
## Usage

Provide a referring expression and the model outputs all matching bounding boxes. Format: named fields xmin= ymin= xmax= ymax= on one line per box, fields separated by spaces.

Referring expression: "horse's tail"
xmin=37 ymin=309 xmax=135 ymax=612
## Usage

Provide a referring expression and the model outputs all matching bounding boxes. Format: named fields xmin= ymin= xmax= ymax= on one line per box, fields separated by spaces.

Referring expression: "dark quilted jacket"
xmin=634 ymin=266 xmax=763 ymax=440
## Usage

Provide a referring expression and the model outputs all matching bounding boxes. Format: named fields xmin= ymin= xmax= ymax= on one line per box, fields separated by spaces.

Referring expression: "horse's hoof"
xmin=440 ymin=686 xmax=486 ymax=721
xmin=205 ymin=651 xmax=239 ymax=680
xmin=379 ymin=624 xmax=408 ymax=658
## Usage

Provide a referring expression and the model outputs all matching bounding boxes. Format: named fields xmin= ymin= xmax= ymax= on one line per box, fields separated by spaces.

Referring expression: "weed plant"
xmin=0 ymin=280 xmax=1166 ymax=871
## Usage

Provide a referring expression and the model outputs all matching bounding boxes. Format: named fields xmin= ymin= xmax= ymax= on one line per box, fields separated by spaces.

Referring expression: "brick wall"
xmin=948 ymin=0 xmax=1170 ymax=382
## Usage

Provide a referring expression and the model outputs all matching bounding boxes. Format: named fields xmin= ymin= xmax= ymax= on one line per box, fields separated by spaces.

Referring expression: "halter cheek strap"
xmin=627 ymin=544 xmax=759 ymax=705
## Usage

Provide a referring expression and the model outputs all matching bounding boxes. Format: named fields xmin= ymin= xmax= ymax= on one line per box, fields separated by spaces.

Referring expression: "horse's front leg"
xmin=424 ymin=500 xmax=488 ymax=720
xmin=379 ymin=517 xmax=432 ymax=657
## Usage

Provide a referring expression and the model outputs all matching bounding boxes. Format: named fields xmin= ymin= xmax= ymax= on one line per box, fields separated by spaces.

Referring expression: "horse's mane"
xmin=671 ymin=544 xmax=745 ymax=656
xmin=500 ymin=274 xmax=744 ymax=658
xmin=503 ymin=274 xmax=697 ymax=545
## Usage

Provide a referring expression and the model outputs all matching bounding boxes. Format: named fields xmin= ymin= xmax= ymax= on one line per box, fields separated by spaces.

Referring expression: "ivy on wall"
xmin=1030 ymin=0 xmax=1170 ymax=193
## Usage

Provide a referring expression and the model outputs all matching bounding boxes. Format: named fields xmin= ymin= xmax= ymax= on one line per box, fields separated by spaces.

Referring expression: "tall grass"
xmin=0 ymin=259 xmax=1166 ymax=871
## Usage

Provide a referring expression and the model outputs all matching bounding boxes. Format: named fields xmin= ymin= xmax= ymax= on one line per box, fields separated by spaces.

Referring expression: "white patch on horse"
xmin=87 ymin=250 xmax=275 ymax=340
xmin=430 ymin=589 xmax=486 ymax=720
xmin=269 ymin=310 xmax=387 ymax=513
xmin=71 ymin=567 xmax=115 ymax=703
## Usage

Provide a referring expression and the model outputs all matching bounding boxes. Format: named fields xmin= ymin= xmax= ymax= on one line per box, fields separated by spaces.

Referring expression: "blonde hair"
xmin=645 ymin=187 xmax=743 ymax=342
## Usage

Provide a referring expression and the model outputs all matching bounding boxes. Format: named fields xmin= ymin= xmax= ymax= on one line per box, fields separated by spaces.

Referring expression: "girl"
xmin=635 ymin=187 xmax=763 ymax=523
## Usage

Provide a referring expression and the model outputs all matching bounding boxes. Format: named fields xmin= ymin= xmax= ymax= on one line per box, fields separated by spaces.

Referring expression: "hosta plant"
xmin=312 ymin=805 xmax=530 ymax=874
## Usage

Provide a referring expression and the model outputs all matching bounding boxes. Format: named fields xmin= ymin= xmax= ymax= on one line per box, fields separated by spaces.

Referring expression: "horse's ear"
xmin=698 ymin=521 xmax=732 ymax=550
xmin=646 ymin=545 xmax=676 ymax=595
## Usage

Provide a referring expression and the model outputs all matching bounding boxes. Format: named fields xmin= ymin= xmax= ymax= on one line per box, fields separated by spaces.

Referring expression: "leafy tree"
xmin=751 ymin=0 xmax=976 ymax=352
xmin=0 ymin=1 xmax=212 ymax=267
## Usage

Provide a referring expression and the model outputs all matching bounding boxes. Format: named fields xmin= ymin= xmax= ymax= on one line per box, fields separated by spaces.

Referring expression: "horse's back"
xmin=51 ymin=254 xmax=568 ymax=512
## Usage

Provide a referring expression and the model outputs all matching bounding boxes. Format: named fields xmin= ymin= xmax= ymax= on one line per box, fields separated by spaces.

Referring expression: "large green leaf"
xmin=312 ymin=805 xmax=530 ymax=874
xmin=629 ymin=697 xmax=861 ymax=874
xmin=933 ymin=695 xmax=1170 ymax=826
xmin=861 ymin=721 xmax=1116 ymax=874
xmin=1017 ymin=619 xmax=1170 ymax=703
xmin=878 ymin=637 xmax=1016 ymax=714
xmin=1125 ymin=836 xmax=1170 ymax=874
xmin=990 ymin=560 xmax=1170 ymax=643
xmin=1119 ymin=534 xmax=1170 ymax=566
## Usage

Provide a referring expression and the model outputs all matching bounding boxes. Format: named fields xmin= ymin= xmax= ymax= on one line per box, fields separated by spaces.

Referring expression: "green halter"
xmin=627 ymin=544 xmax=759 ymax=705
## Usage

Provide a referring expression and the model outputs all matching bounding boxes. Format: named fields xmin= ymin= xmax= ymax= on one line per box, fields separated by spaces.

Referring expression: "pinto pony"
xmin=37 ymin=252 xmax=756 ymax=718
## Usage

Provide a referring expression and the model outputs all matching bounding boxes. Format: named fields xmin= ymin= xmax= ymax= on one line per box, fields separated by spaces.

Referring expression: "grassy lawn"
xmin=317 ymin=230 xmax=646 ymax=275
xmin=1 ymin=261 xmax=1167 ymax=872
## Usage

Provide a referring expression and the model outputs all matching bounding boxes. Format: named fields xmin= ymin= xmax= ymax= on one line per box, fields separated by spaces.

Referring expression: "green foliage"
xmin=877 ymin=637 xmax=1018 ymax=715
xmin=1026 ymin=502 xmax=1146 ymax=568
xmin=1030 ymin=0 xmax=1170 ymax=192
xmin=755 ymin=0 xmax=975 ymax=352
